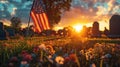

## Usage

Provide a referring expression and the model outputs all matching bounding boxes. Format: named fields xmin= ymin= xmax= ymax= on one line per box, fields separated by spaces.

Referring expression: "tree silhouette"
xmin=43 ymin=0 xmax=72 ymax=27
xmin=10 ymin=17 xmax=22 ymax=33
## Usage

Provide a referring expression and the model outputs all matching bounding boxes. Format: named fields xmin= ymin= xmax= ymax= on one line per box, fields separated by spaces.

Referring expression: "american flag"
xmin=30 ymin=0 xmax=50 ymax=33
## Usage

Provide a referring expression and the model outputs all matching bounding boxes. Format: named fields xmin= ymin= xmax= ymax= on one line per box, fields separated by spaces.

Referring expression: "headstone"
xmin=109 ymin=15 xmax=120 ymax=38
xmin=92 ymin=21 xmax=101 ymax=37
xmin=0 ymin=22 xmax=7 ymax=40
xmin=6 ymin=28 xmax=15 ymax=37
xmin=0 ymin=22 xmax=3 ymax=29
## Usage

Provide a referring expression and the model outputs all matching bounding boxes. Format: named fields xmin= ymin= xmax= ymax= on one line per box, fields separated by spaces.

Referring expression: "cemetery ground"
xmin=0 ymin=36 xmax=120 ymax=67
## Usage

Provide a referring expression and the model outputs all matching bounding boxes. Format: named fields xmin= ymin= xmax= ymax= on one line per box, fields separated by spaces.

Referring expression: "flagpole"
xmin=28 ymin=16 xmax=31 ymax=27
xmin=26 ymin=0 xmax=35 ymax=36
xmin=26 ymin=16 xmax=31 ymax=36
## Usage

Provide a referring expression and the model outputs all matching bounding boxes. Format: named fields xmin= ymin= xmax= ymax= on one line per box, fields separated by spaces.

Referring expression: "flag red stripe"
xmin=30 ymin=12 xmax=39 ymax=32
xmin=41 ymin=13 xmax=48 ymax=30
xmin=43 ymin=13 xmax=50 ymax=29
xmin=38 ymin=14 xmax=44 ymax=30
xmin=32 ymin=12 xmax=41 ymax=32
xmin=40 ymin=14 xmax=47 ymax=30
xmin=39 ymin=14 xmax=46 ymax=30
xmin=30 ymin=11 xmax=41 ymax=32
xmin=36 ymin=14 xmax=44 ymax=31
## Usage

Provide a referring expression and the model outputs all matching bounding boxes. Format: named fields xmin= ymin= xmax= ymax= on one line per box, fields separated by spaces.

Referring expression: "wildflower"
xmin=55 ymin=56 xmax=64 ymax=64
xmin=10 ymin=56 xmax=18 ymax=63
xmin=46 ymin=45 xmax=55 ymax=55
xmin=69 ymin=53 xmax=77 ymax=62
xmin=46 ymin=55 xmax=54 ymax=64
xmin=46 ymin=45 xmax=54 ymax=51
xmin=88 ymin=48 xmax=94 ymax=52
xmin=33 ymin=46 xmax=39 ymax=53
xmin=21 ymin=50 xmax=28 ymax=56
xmin=20 ymin=61 xmax=29 ymax=67
xmin=31 ymin=53 xmax=36 ymax=59
xmin=104 ymin=53 xmax=112 ymax=58
xmin=90 ymin=63 xmax=96 ymax=67
xmin=89 ymin=54 xmax=94 ymax=60
xmin=63 ymin=53 xmax=69 ymax=57
xmin=101 ymin=55 xmax=105 ymax=59
xmin=21 ymin=61 xmax=28 ymax=65
xmin=50 ymin=50 xmax=55 ymax=55
xmin=85 ymin=52 xmax=89 ymax=60
xmin=38 ymin=43 xmax=46 ymax=51
xmin=79 ymin=50 xmax=84 ymax=55
xmin=20 ymin=50 xmax=33 ymax=62
xmin=8 ymin=62 xmax=14 ymax=67
xmin=64 ymin=57 xmax=70 ymax=63
xmin=48 ymin=55 xmax=52 ymax=59
xmin=22 ymin=54 xmax=32 ymax=62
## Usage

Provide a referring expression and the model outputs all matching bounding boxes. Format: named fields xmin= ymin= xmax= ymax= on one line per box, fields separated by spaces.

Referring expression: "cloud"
xmin=72 ymin=0 xmax=120 ymax=16
xmin=0 ymin=5 xmax=11 ymax=19
xmin=62 ymin=0 xmax=120 ymax=20
xmin=96 ymin=6 xmax=108 ymax=15
xmin=58 ymin=0 xmax=120 ymax=30
xmin=107 ymin=0 xmax=116 ymax=12
xmin=0 ymin=0 xmax=32 ymax=22
xmin=0 ymin=0 xmax=33 ymax=27
xmin=112 ymin=5 xmax=120 ymax=14
xmin=0 ymin=19 xmax=11 ymax=26
xmin=11 ymin=7 xmax=17 ymax=16
xmin=0 ymin=0 xmax=9 ymax=4
xmin=59 ymin=7 xmax=98 ymax=26
xmin=15 ymin=8 xmax=31 ymax=23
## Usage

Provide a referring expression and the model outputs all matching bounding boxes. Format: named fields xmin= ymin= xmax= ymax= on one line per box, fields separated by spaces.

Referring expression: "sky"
xmin=0 ymin=0 xmax=120 ymax=31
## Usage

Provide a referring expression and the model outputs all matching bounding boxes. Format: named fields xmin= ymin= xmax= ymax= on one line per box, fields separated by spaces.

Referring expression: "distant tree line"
xmin=1 ymin=13 xmax=120 ymax=40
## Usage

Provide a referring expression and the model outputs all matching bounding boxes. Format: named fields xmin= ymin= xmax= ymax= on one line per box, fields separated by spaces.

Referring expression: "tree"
xmin=10 ymin=17 xmax=22 ymax=33
xmin=43 ymin=0 xmax=72 ymax=27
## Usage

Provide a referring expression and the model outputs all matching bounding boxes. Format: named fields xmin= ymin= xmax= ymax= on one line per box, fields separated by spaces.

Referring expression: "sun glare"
xmin=73 ymin=25 xmax=82 ymax=32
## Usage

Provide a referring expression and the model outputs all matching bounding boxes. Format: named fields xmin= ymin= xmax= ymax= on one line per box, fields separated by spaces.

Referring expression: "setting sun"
xmin=73 ymin=24 xmax=83 ymax=32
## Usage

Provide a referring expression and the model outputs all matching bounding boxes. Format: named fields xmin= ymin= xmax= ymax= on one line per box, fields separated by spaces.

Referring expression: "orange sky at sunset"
xmin=54 ymin=7 xmax=110 ymax=31
xmin=53 ymin=0 xmax=120 ymax=31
